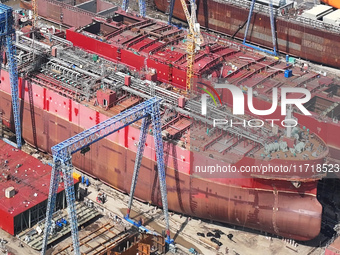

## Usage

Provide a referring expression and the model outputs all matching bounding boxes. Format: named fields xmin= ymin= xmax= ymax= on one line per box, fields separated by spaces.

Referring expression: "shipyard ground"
xmin=53 ymin=172 xmax=331 ymax=255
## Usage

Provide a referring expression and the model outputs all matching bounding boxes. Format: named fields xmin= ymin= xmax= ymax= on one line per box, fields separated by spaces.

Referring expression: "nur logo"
xmin=197 ymin=82 xmax=222 ymax=115
xmin=200 ymin=84 xmax=311 ymax=116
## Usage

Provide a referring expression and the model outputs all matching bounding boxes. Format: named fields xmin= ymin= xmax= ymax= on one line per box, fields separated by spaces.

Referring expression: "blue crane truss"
xmin=122 ymin=0 xmax=146 ymax=17
xmin=41 ymin=97 xmax=171 ymax=255
xmin=243 ymin=0 xmax=277 ymax=56
xmin=0 ymin=4 xmax=21 ymax=148
xmin=125 ymin=102 xmax=172 ymax=242
xmin=167 ymin=0 xmax=175 ymax=25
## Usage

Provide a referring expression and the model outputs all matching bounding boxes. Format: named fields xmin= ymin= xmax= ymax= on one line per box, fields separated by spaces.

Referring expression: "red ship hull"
xmin=19 ymin=0 xmax=340 ymax=156
xmin=24 ymin=0 xmax=340 ymax=69
xmin=0 ymin=70 xmax=323 ymax=240
xmin=65 ymin=24 xmax=340 ymax=157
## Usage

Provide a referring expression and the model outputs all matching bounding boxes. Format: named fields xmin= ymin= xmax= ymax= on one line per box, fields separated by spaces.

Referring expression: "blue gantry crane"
xmin=243 ymin=0 xmax=277 ymax=56
xmin=122 ymin=0 xmax=146 ymax=17
xmin=0 ymin=4 xmax=21 ymax=148
xmin=41 ymin=97 xmax=171 ymax=255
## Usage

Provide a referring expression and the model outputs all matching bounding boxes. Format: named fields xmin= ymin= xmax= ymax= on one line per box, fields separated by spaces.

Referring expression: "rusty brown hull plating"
xmin=154 ymin=0 xmax=340 ymax=69
xmin=20 ymin=0 xmax=340 ymax=69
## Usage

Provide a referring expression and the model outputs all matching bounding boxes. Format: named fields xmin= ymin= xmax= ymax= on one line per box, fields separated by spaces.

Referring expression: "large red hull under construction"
xmin=65 ymin=20 xmax=340 ymax=158
xmin=19 ymin=0 xmax=340 ymax=156
xmin=22 ymin=0 xmax=340 ymax=69
xmin=154 ymin=0 xmax=340 ymax=69
xmin=0 ymin=68 xmax=323 ymax=240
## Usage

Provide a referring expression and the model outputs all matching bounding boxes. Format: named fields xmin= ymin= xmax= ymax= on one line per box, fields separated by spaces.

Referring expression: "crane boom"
xmin=179 ymin=0 xmax=195 ymax=35
xmin=33 ymin=0 xmax=37 ymax=27
xmin=179 ymin=0 xmax=203 ymax=91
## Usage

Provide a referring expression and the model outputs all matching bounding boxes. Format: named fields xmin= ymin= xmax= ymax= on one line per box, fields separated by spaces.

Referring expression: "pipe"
xmin=50 ymin=34 xmax=73 ymax=47
xmin=17 ymin=32 xmax=51 ymax=49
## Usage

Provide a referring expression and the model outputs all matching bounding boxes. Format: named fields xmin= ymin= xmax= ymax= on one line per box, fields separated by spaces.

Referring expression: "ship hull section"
xmin=64 ymin=25 xmax=340 ymax=155
xmin=154 ymin=0 xmax=340 ymax=69
xmin=0 ymin=73 xmax=323 ymax=240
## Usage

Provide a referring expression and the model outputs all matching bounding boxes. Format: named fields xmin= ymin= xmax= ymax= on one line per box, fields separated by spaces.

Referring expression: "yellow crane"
xmin=32 ymin=0 xmax=37 ymax=28
xmin=179 ymin=0 xmax=203 ymax=91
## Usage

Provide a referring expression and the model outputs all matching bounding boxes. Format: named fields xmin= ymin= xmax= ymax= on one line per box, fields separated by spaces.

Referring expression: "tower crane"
xmin=32 ymin=0 xmax=38 ymax=28
xmin=179 ymin=0 xmax=203 ymax=91
xmin=0 ymin=4 xmax=22 ymax=149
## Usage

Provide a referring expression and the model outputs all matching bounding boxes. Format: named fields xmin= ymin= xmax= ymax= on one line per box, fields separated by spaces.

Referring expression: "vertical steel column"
xmin=168 ymin=0 xmax=175 ymax=24
xmin=62 ymin=156 xmax=80 ymax=255
xmin=138 ymin=0 xmax=146 ymax=17
xmin=150 ymin=102 xmax=171 ymax=242
xmin=243 ymin=0 xmax=256 ymax=45
xmin=0 ymin=5 xmax=21 ymax=148
xmin=41 ymin=159 xmax=62 ymax=255
xmin=6 ymin=33 xmax=21 ymax=148
xmin=126 ymin=117 xmax=151 ymax=217
xmin=122 ymin=0 xmax=129 ymax=12
xmin=269 ymin=0 xmax=277 ymax=55
xmin=243 ymin=0 xmax=277 ymax=55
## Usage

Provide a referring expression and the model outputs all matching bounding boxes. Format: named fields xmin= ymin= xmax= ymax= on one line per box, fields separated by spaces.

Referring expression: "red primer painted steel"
xmin=0 ymin=71 xmax=325 ymax=240
xmin=1 ymin=7 xmax=338 ymax=240
xmin=0 ymin=139 xmax=76 ymax=235
xmin=66 ymin=29 xmax=119 ymax=61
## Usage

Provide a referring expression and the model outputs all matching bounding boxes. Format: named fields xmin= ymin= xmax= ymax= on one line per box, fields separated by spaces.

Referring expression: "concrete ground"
xmin=0 ymin=228 xmax=39 ymax=255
